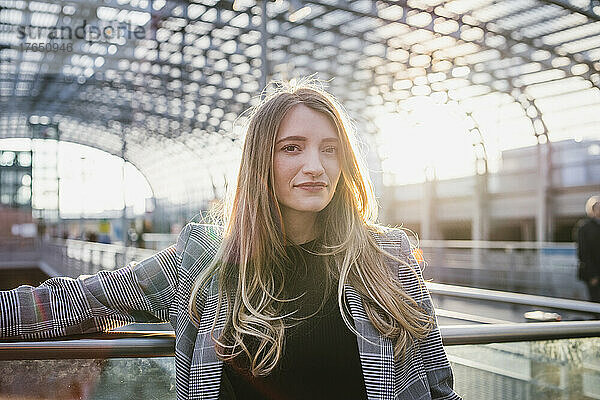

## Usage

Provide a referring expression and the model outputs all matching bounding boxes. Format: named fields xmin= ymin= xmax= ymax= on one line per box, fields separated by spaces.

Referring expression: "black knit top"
xmin=218 ymin=239 xmax=368 ymax=400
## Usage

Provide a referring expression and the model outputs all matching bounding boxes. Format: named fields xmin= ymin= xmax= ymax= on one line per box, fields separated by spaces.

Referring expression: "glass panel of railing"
xmin=2 ymin=337 xmax=599 ymax=399
xmin=447 ymin=337 xmax=600 ymax=399
xmin=0 ymin=357 xmax=176 ymax=399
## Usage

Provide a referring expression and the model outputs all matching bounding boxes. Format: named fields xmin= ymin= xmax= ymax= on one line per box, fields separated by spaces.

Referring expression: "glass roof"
xmin=1 ymin=0 xmax=599 ymax=207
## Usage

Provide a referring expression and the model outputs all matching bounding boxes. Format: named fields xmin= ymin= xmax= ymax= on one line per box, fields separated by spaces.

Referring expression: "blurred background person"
xmin=576 ymin=196 xmax=600 ymax=302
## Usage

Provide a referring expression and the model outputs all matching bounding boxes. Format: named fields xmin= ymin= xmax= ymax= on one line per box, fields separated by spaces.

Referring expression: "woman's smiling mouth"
xmin=294 ymin=182 xmax=327 ymax=192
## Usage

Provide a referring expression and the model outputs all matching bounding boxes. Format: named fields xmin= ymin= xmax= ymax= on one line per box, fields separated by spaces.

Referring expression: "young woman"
xmin=0 ymin=78 xmax=461 ymax=400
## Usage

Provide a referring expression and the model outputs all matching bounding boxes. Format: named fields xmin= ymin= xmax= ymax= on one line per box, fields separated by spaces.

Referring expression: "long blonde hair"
xmin=188 ymin=77 xmax=433 ymax=376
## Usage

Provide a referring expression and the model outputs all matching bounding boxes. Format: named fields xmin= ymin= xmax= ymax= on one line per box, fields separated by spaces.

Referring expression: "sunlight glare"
xmin=375 ymin=98 xmax=476 ymax=185
xmin=0 ymin=138 xmax=152 ymax=217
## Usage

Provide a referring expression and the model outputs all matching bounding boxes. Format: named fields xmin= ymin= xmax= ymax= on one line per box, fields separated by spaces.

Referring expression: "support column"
xmin=259 ymin=0 xmax=270 ymax=93
xmin=472 ymin=170 xmax=488 ymax=285
xmin=468 ymin=112 xmax=490 ymax=242
xmin=470 ymin=123 xmax=489 ymax=286
xmin=536 ymin=137 xmax=552 ymax=242
xmin=421 ymin=168 xmax=437 ymax=240
xmin=362 ymin=117 xmax=384 ymax=221
xmin=472 ymin=170 xmax=489 ymax=242
xmin=56 ymin=127 xmax=61 ymax=229
xmin=121 ymin=129 xmax=128 ymax=246
xmin=514 ymin=90 xmax=553 ymax=242
xmin=521 ymin=219 xmax=534 ymax=241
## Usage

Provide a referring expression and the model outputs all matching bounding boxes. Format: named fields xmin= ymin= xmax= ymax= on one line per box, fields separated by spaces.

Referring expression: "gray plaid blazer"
xmin=1 ymin=222 xmax=461 ymax=400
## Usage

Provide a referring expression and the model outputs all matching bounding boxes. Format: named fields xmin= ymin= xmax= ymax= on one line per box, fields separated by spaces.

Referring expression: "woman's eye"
xmin=282 ymin=144 xmax=299 ymax=152
xmin=324 ymin=146 xmax=337 ymax=154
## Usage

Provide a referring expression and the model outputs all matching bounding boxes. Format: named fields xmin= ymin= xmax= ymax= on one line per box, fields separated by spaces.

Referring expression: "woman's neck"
xmin=281 ymin=208 xmax=318 ymax=245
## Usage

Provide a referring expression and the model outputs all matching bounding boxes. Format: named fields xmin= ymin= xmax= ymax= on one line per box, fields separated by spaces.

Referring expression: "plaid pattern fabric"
xmin=1 ymin=223 xmax=461 ymax=400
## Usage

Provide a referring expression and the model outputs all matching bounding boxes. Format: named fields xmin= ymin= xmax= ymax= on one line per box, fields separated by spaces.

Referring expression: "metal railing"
xmin=3 ymin=277 xmax=600 ymax=359
xmin=1 ymin=320 xmax=600 ymax=360
xmin=38 ymin=238 xmax=156 ymax=278
xmin=0 ymin=331 xmax=175 ymax=360
xmin=0 ymin=238 xmax=39 ymax=265
xmin=2 ymin=238 xmax=600 ymax=360
xmin=412 ymin=239 xmax=584 ymax=299
xmin=426 ymin=282 xmax=600 ymax=315
xmin=1 ymin=237 xmax=586 ymax=299
xmin=2 ymin=237 xmax=598 ymax=400
xmin=141 ymin=233 xmax=178 ymax=251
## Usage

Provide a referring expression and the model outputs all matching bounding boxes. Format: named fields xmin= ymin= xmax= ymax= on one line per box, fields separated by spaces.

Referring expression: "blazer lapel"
xmin=194 ymin=281 xmax=396 ymax=400
xmin=344 ymin=284 xmax=395 ymax=400
xmin=189 ymin=226 xmax=396 ymax=400
xmin=190 ymin=274 xmax=227 ymax=400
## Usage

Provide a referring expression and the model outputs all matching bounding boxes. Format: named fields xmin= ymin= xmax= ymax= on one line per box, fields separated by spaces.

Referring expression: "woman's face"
xmin=273 ymin=104 xmax=342 ymax=219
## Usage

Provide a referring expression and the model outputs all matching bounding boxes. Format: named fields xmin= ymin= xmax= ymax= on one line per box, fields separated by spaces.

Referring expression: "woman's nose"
xmin=302 ymin=148 xmax=325 ymax=176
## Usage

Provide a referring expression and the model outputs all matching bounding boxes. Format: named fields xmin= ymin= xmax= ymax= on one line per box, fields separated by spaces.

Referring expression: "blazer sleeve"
xmin=0 ymin=222 xmax=193 ymax=340
xmin=396 ymin=229 xmax=462 ymax=400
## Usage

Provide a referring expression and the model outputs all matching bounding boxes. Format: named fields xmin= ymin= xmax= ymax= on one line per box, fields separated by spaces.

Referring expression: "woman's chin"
xmin=289 ymin=202 xmax=330 ymax=214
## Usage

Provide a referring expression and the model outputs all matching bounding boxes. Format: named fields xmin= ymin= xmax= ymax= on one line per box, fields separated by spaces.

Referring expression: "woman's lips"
xmin=295 ymin=184 xmax=326 ymax=192
xmin=297 ymin=186 xmax=324 ymax=192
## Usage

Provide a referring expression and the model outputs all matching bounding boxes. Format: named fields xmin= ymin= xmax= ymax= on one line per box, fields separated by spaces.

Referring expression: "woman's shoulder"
xmin=368 ymin=225 xmax=427 ymax=298
xmin=176 ymin=222 xmax=224 ymax=265
xmin=367 ymin=225 xmax=413 ymax=257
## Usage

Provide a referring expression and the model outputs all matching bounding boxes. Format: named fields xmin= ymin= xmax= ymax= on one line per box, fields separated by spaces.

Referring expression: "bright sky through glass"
xmin=1 ymin=138 xmax=152 ymax=217
xmin=375 ymin=98 xmax=478 ymax=185
xmin=57 ymin=142 xmax=152 ymax=218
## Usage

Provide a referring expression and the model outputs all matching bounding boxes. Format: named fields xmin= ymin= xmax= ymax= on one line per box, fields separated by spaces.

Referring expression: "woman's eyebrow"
xmin=276 ymin=135 xmax=339 ymax=144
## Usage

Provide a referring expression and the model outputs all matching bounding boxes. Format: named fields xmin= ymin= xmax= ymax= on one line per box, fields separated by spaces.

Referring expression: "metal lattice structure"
xmin=1 ymin=0 xmax=599 ymax=227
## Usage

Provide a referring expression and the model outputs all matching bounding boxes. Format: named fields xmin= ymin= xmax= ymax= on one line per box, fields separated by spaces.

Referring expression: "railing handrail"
xmin=1 ymin=320 xmax=599 ymax=360
xmin=36 ymin=237 xmax=580 ymax=251
xmin=441 ymin=320 xmax=600 ymax=345
xmin=138 ymin=236 xmax=579 ymax=250
xmin=40 ymin=238 xmax=158 ymax=260
xmin=0 ymin=331 xmax=175 ymax=360
xmin=142 ymin=233 xmax=178 ymax=241
xmin=426 ymin=282 xmax=600 ymax=314
xmin=417 ymin=239 xmax=576 ymax=250
xmin=0 ymin=237 xmax=578 ymax=251
xmin=52 ymin=238 xmax=154 ymax=253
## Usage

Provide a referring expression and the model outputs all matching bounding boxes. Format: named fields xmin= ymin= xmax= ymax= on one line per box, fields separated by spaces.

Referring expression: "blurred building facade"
xmin=385 ymin=139 xmax=600 ymax=242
